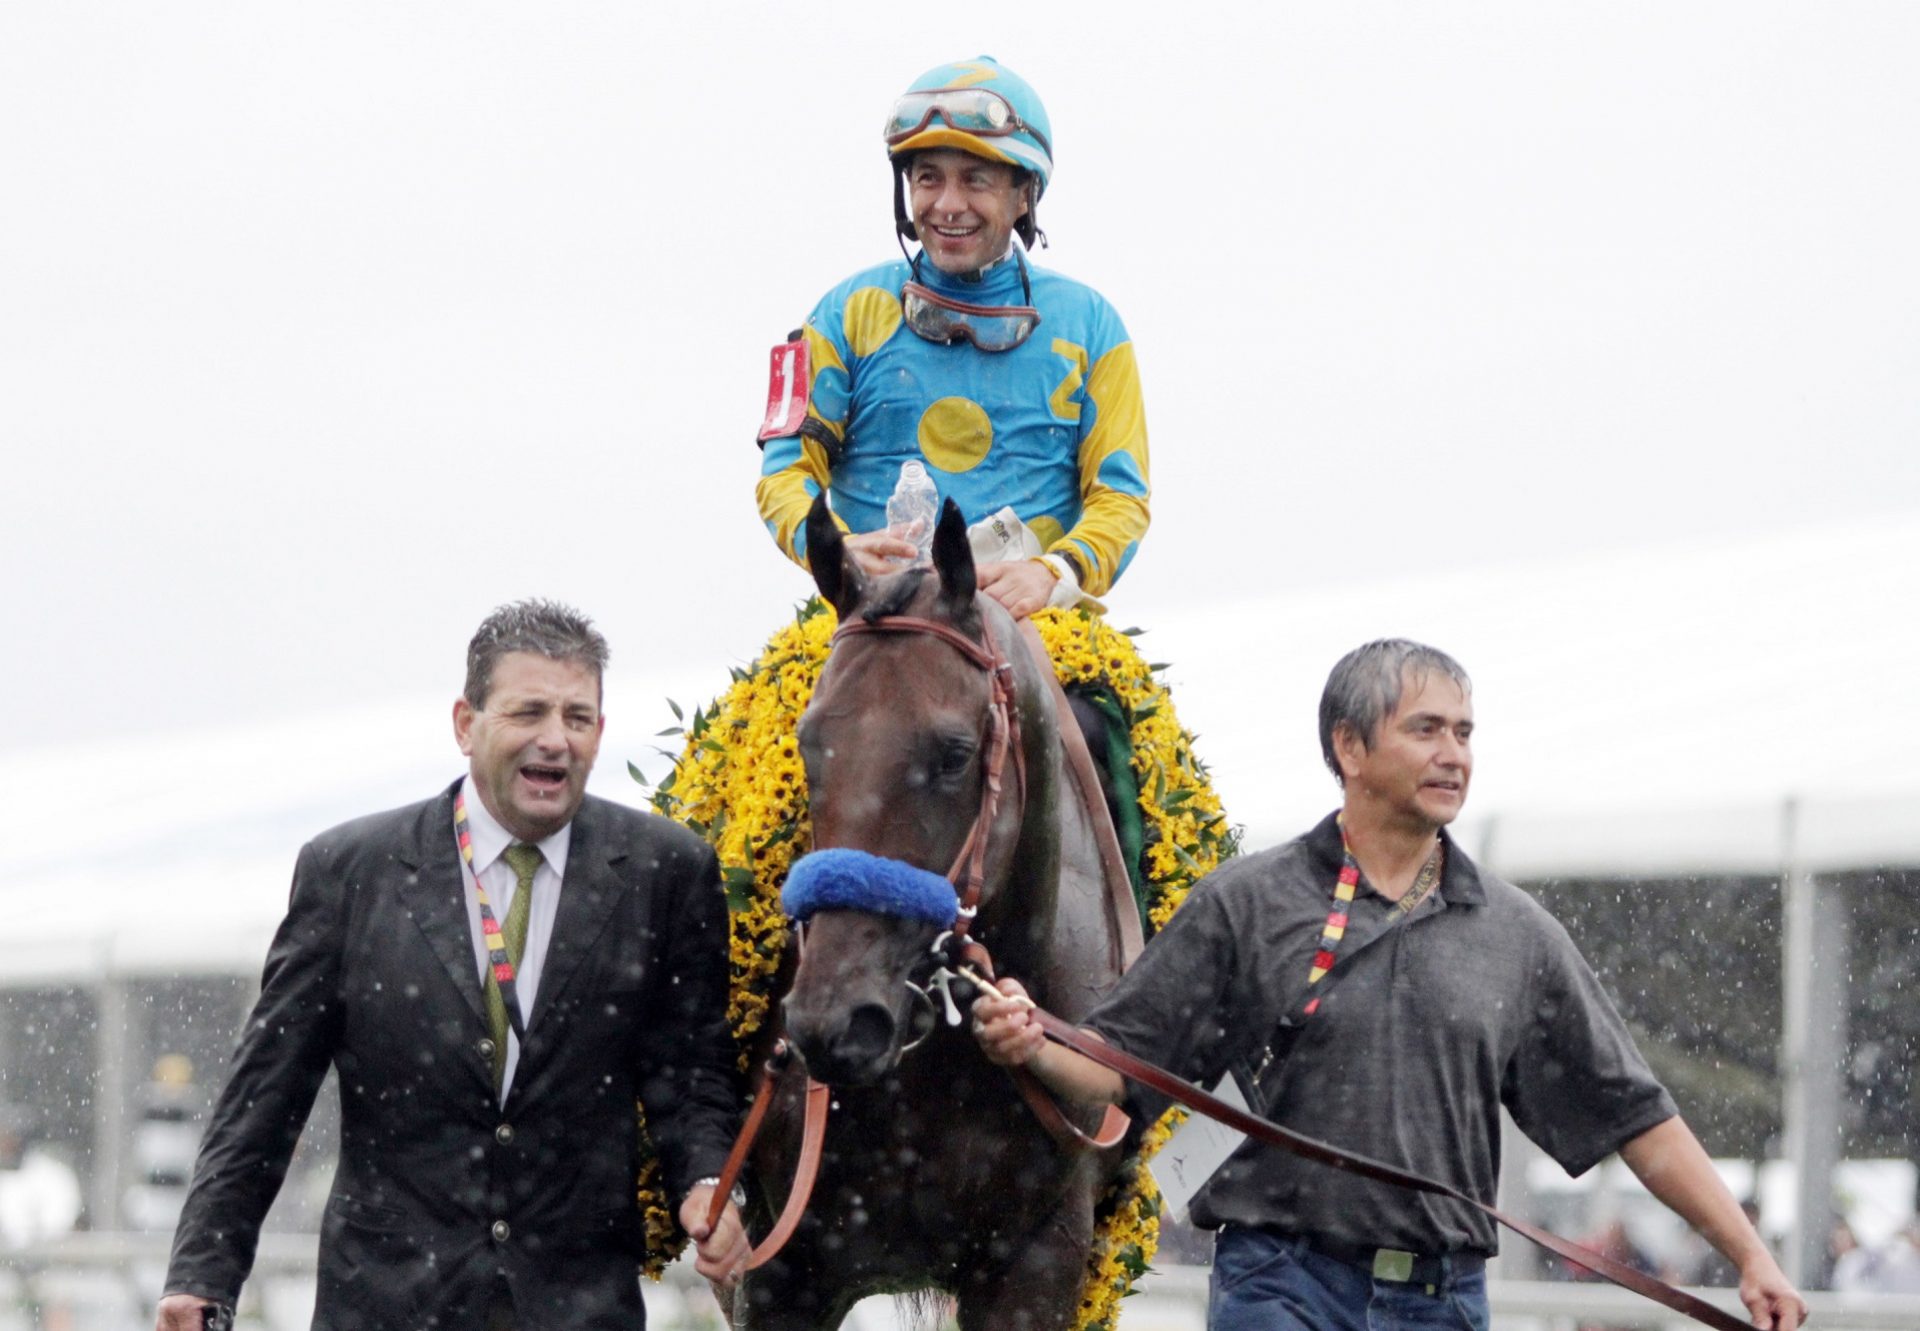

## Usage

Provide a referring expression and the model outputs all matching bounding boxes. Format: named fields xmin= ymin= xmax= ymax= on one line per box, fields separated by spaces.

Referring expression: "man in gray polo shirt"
xmin=973 ymin=639 xmax=1804 ymax=1330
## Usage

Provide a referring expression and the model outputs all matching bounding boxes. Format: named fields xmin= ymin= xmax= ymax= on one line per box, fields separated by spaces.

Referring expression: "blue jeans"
xmin=1208 ymin=1227 xmax=1490 ymax=1331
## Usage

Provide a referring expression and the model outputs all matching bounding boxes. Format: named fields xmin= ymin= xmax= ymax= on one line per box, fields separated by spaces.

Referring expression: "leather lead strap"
xmin=705 ymin=1059 xmax=782 ymax=1234
xmin=1009 ymin=999 xmax=1754 ymax=1331
xmin=703 ymin=1060 xmax=834 ymax=1273
xmin=744 ymin=1080 xmax=832 ymax=1271
xmin=1011 ymin=1067 xmax=1130 ymax=1150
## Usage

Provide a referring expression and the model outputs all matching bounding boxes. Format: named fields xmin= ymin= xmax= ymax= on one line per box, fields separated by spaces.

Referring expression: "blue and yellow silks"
xmin=756 ymin=254 xmax=1151 ymax=599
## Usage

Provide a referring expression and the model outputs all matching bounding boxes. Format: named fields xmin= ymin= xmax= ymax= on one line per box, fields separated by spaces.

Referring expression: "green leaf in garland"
xmin=721 ymin=865 xmax=756 ymax=913
xmin=667 ymin=697 xmax=684 ymax=722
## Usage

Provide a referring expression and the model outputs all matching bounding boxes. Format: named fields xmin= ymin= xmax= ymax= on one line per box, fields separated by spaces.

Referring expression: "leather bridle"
xmin=834 ymin=613 xmax=1124 ymax=1155
xmin=831 ymin=611 xmax=1027 ymax=934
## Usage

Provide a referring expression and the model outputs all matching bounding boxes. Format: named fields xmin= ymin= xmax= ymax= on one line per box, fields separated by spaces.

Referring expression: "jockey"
xmin=755 ymin=56 xmax=1151 ymax=621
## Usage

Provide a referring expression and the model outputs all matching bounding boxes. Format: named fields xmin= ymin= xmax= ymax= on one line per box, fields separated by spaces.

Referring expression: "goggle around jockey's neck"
xmin=902 ymin=249 xmax=1041 ymax=353
xmin=884 ymin=87 xmax=1053 ymax=160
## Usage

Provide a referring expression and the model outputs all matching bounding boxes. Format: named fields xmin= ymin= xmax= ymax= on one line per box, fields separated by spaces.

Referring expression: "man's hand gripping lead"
xmin=969 ymin=976 xmax=1047 ymax=1067
xmin=681 ymin=1184 xmax=751 ymax=1288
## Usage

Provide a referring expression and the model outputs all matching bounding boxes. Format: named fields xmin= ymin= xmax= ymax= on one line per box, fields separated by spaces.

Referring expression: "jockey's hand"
xmin=842 ymin=530 xmax=919 ymax=576
xmin=978 ymin=559 xmax=1056 ymax=619
xmin=1737 ymin=1253 xmax=1806 ymax=1330
xmin=971 ymin=977 xmax=1047 ymax=1067
xmin=682 ymin=1184 xmax=751 ymax=1287
xmin=155 ymin=1293 xmax=214 ymax=1331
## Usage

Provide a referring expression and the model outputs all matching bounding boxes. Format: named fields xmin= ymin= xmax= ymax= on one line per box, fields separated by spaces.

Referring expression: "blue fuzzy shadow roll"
xmin=781 ymin=848 xmax=958 ymax=928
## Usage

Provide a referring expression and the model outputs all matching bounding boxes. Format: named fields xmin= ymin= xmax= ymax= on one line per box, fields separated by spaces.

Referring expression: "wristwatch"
xmin=693 ymin=1175 xmax=749 ymax=1209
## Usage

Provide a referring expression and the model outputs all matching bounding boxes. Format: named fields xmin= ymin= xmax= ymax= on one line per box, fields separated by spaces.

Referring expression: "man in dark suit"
xmin=156 ymin=600 xmax=747 ymax=1331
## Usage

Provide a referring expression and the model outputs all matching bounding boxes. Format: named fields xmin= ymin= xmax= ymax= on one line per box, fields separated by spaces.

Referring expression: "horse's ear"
xmin=806 ymin=495 xmax=865 ymax=615
xmin=931 ymin=498 xmax=976 ymax=616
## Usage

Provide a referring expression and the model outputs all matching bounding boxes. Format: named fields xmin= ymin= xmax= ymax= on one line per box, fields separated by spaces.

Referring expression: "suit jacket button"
xmin=477 ymin=1038 xmax=496 ymax=1059
xmin=491 ymin=1219 xmax=511 ymax=1242
xmin=495 ymin=1123 xmax=515 ymax=1144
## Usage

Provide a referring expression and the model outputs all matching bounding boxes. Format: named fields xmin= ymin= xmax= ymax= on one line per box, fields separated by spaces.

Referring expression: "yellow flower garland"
xmin=636 ymin=601 xmax=1238 ymax=1325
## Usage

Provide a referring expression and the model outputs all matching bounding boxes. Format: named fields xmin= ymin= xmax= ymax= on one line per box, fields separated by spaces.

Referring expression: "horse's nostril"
xmin=838 ymin=1003 xmax=898 ymax=1068
xmin=782 ymin=997 xmax=902 ymax=1086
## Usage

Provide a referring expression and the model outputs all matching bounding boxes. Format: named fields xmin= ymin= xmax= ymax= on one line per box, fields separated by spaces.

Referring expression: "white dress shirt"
xmin=458 ymin=775 xmax=571 ymax=1102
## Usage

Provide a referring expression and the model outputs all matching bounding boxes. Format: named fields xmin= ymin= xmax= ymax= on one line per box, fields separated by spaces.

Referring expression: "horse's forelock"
xmin=856 ymin=566 xmax=933 ymax=623
xmin=851 ymin=565 xmax=987 ymax=636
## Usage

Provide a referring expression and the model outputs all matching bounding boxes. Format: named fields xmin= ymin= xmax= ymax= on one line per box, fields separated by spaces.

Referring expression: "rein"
xmin=955 ymin=963 xmax=1756 ymax=1331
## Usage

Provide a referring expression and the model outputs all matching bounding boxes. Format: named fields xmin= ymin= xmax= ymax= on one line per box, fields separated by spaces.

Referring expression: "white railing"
xmin=5 ymin=1237 xmax=1919 ymax=1331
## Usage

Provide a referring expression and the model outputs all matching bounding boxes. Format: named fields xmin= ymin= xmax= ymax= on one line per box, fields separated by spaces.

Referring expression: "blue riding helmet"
xmin=886 ymin=56 xmax=1053 ymax=249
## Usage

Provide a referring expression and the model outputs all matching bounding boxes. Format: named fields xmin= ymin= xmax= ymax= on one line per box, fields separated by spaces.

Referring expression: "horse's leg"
xmin=733 ymin=1233 xmax=866 ymax=1331
xmin=953 ymin=1191 xmax=1096 ymax=1331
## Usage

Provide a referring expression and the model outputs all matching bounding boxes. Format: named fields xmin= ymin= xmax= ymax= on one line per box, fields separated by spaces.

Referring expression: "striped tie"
xmin=483 ymin=844 xmax=542 ymax=1091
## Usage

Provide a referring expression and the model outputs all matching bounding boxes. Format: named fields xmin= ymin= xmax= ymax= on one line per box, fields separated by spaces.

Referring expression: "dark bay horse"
xmin=733 ymin=497 xmax=1135 ymax=1330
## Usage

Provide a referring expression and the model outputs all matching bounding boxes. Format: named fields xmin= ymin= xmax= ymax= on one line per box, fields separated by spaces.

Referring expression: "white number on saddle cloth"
xmin=758 ymin=337 xmax=812 ymax=442
xmin=1151 ymin=1072 xmax=1252 ymax=1224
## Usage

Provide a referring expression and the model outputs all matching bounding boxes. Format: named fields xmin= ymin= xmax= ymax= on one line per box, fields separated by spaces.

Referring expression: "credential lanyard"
xmin=1245 ymin=818 xmax=1444 ymax=1094
xmin=454 ymin=791 xmax=528 ymax=1041
xmin=1298 ymin=817 xmax=1441 ymax=1018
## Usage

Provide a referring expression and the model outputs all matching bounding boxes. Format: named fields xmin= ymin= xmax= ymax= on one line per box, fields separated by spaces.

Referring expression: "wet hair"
xmin=1318 ymin=639 xmax=1472 ymax=785
xmin=463 ymin=599 xmax=609 ymax=708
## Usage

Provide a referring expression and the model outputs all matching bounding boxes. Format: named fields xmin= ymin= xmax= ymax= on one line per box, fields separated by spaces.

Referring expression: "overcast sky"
xmin=4 ymin=2 xmax=1916 ymax=768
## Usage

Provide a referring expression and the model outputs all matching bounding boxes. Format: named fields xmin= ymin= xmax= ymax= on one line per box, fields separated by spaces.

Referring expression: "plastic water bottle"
xmin=885 ymin=459 xmax=940 ymax=564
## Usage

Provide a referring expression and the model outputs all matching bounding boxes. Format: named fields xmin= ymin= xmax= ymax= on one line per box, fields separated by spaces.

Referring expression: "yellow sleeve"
xmin=1054 ymin=340 xmax=1151 ymax=597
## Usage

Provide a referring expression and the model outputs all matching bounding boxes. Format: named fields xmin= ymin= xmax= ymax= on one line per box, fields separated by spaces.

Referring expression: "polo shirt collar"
xmin=1303 ymin=809 xmax=1486 ymax=907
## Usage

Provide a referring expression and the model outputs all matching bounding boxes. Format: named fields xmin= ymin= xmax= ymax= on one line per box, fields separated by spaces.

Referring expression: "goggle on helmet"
xmin=886 ymin=56 xmax=1053 ymax=250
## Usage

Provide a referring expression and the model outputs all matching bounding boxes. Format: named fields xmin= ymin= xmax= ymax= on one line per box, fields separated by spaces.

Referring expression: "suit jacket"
xmin=165 ymin=781 xmax=740 ymax=1330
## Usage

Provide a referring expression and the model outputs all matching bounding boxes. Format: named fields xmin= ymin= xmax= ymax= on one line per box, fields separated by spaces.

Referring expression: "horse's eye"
xmin=937 ymin=738 xmax=976 ymax=776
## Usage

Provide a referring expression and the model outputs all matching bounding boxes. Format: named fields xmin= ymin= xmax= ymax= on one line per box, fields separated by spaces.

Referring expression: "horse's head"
xmin=779 ymin=495 xmax=1056 ymax=1087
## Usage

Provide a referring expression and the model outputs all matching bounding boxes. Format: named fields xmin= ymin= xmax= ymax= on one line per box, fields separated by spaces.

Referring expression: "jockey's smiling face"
xmin=908 ymin=150 xmax=1030 ymax=277
xmin=1336 ymin=669 xmax=1475 ymax=834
